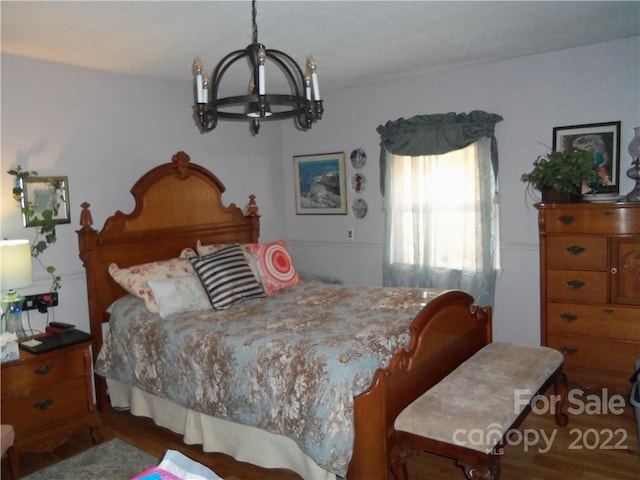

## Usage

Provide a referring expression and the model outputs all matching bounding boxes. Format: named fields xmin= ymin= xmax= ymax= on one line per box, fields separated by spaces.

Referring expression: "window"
xmin=383 ymin=137 xmax=499 ymax=305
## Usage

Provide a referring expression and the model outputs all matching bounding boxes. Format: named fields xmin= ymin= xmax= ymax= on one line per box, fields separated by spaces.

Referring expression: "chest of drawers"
xmin=0 ymin=338 xmax=101 ymax=453
xmin=536 ymin=202 xmax=640 ymax=394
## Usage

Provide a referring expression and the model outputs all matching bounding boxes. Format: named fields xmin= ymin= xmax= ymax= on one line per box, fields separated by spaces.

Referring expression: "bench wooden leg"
xmin=553 ymin=370 xmax=569 ymax=426
xmin=456 ymin=456 xmax=500 ymax=480
xmin=389 ymin=443 xmax=411 ymax=480
xmin=5 ymin=444 xmax=18 ymax=480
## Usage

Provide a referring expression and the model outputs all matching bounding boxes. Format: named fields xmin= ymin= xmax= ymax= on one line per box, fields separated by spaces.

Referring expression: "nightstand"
xmin=0 ymin=335 xmax=101 ymax=453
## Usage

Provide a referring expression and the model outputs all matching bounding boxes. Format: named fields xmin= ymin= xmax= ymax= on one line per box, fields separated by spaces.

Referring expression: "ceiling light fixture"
xmin=193 ymin=0 xmax=323 ymax=135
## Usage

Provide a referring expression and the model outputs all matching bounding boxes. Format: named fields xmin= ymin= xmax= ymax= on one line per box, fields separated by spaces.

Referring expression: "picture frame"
xmin=552 ymin=121 xmax=621 ymax=193
xmin=293 ymin=152 xmax=347 ymax=215
xmin=21 ymin=176 xmax=71 ymax=227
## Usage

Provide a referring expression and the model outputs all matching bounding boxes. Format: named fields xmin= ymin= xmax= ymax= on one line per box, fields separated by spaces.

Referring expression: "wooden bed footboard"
xmin=348 ymin=290 xmax=492 ymax=480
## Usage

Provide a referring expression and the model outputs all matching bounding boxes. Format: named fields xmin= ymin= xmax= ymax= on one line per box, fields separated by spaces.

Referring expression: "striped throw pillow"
xmin=190 ymin=244 xmax=265 ymax=309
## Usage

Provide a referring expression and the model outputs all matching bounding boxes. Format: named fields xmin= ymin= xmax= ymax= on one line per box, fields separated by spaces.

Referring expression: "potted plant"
xmin=520 ymin=149 xmax=602 ymax=203
xmin=7 ymin=166 xmax=62 ymax=292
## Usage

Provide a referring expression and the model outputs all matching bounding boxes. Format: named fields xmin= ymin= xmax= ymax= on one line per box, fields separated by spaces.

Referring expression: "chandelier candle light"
xmin=193 ymin=0 xmax=323 ymax=135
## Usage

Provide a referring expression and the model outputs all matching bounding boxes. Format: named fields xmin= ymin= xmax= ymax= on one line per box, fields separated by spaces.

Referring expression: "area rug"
xmin=22 ymin=438 xmax=159 ymax=480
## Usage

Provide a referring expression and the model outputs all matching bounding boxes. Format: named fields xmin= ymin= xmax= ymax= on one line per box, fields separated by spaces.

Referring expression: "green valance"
xmin=377 ymin=110 xmax=503 ymax=195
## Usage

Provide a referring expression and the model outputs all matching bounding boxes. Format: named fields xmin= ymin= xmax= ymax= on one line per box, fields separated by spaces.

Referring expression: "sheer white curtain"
xmin=383 ymin=137 xmax=499 ymax=306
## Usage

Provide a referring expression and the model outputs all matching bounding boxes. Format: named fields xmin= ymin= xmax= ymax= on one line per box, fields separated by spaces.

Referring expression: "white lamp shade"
xmin=0 ymin=239 xmax=34 ymax=291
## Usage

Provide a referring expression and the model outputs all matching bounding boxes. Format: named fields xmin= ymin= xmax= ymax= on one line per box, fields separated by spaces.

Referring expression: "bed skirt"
xmin=106 ymin=379 xmax=335 ymax=480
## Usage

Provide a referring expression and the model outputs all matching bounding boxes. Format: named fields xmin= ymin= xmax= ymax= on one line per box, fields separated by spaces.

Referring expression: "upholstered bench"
xmin=390 ymin=342 xmax=568 ymax=480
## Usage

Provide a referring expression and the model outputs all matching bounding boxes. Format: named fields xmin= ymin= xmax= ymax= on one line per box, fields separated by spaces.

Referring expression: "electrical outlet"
xmin=23 ymin=292 xmax=59 ymax=312
xmin=347 ymin=228 xmax=354 ymax=241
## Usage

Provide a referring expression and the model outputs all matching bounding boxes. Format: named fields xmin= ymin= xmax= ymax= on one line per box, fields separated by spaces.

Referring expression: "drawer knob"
xmin=34 ymin=398 xmax=53 ymax=411
xmin=561 ymin=346 xmax=578 ymax=355
xmin=610 ymin=267 xmax=618 ymax=275
xmin=560 ymin=313 xmax=578 ymax=322
xmin=35 ymin=365 xmax=54 ymax=375
xmin=566 ymin=245 xmax=585 ymax=256
xmin=559 ymin=215 xmax=576 ymax=225
xmin=567 ymin=279 xmax=586 ymax=289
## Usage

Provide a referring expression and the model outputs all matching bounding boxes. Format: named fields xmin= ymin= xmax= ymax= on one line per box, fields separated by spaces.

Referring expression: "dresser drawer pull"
xmin=559 ymin=215 xmax=576 ymax=225
xmin=34 ymin=398 xmax=53 ymax=411
xmin=567 ymin=280 xmax=586 ymax=289
xmin=560 ymin=313 xmax=578 ymax=322
xmin=566 ymin=245 xmax=585 ymax=255
xmin=610 ymin=267 xmax=618 ymax=275
xmin=35 ymin=365 xmax=54 ymax=375
xmin=561 ymin=346 xmax=578 ymax=355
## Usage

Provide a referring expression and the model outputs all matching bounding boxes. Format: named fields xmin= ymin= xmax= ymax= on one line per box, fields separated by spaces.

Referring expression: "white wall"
xmin=2 ymin=37 xmax=639 ymax=345
xmin=1 ymin=54 xmax=285 ymax=335
xmin=281 ymin=36 xmax=640 ymax=346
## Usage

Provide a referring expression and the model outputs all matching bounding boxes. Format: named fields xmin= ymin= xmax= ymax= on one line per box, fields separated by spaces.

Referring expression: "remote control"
xmin=48 ymin=321 xmax=75 ymax=330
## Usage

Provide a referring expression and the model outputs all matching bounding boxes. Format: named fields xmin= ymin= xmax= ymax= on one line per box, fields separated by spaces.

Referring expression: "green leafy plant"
xmin=520 ymin=149 xmax=602 ymax=198
xmin=7 ymin=166 xmax=62 ymax=292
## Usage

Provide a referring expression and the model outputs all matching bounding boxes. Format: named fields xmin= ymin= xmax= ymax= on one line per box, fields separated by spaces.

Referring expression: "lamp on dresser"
xmin=626 ymin=126 xmax=640 ymax=202
xmin=0 ymin=239 xmax=33 ymax=338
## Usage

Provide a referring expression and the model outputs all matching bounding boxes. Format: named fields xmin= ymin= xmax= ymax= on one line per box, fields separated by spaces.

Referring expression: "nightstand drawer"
xmin=547 ymin=302 xmax=640 ymax=341
xmin=1 ymin=347 xmax=86 ymax=396
xmin=546 ymin=236 xmax=607 ymax=269
xmin=546 ymin=270 xmax=607 ymax=303
xmin=2 ymin=377 xmax=89 ymax=437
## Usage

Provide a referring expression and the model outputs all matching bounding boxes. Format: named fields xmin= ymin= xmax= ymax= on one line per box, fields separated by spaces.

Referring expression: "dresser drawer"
xmin=543 ymin=205 xmax=640 ymax=234
xmin=2 ymin=377 xmax=89 ymax=437
xmin=546 ymin=236 xmax=607 ymax=269
xmin=547 ymin=334 xmax=640 ymax=374
xmin=547 ymin=302 xmax=640 ymax=341
xmin=1 ymin=347 xmax=86 ymax=396
xmin=546 ymin=270 xmax=608 ymax=303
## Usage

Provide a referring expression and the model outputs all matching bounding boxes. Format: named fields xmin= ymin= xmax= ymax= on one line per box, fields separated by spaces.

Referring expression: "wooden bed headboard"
xmin=77 ymin=151 xmax=260 ymax=407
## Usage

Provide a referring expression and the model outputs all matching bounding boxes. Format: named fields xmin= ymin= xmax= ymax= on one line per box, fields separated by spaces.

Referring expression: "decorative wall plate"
xmin=350 ymin=148 xmax=367 ymax=169
xmin=352 ymin=198 xmax=368 ymax=218
xmin=350 ymin=173 xmax=366 ymax=194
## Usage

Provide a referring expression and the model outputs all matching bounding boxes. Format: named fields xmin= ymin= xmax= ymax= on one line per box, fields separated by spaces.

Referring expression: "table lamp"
xmin=0 ymin=239 xmax=33 ymax=338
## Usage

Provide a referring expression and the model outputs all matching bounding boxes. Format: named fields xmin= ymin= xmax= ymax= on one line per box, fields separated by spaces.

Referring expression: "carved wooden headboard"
xmin=77 ymin=151 xmax=260 ymax=408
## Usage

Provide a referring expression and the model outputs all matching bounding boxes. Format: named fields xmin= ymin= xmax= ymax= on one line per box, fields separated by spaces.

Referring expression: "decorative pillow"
xmin=108 ymin=257 xmax=194 ymax=313
xmin=248 ymin=240 xmax=302 ymax=294
xmin=190 ymin=244 xmax=265 ymax=310
xmin=196 ymin=240 xmax=261 ymax=282
xmin=148 ymin=274 xmax=211 ymax=319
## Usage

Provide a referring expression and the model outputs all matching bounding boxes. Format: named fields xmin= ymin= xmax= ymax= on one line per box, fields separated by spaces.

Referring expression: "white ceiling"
xmin=2 ymin=1 xmax=639 ymax=96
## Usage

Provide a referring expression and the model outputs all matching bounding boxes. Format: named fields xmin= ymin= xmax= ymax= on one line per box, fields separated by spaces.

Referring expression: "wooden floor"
xmin=4 ymin=394 xmax=640 ymax=479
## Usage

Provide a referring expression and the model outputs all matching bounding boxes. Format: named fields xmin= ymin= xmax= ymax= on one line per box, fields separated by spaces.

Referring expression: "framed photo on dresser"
xmin=552 ymin=121 xmax=621 ymax=194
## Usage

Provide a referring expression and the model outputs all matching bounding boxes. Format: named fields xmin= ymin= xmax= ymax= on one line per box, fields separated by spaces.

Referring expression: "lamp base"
xmin=1 ymin=290 xmax=27 ymax=338
xmin=625 ymin=159 xmax=640 ymax=202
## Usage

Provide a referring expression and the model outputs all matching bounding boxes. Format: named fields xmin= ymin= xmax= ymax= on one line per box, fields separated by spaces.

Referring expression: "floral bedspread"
xmin=95 ymin=282 xmax=440 ymax=476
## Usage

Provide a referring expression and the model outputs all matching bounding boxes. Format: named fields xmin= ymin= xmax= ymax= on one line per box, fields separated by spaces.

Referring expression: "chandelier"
xmin=193 ymin=0 xmax=323 ymax=135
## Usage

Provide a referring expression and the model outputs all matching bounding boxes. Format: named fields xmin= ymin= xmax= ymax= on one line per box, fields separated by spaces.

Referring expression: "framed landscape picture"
xmin=293 ymin=152 xmax=347 ymax=214
xmin=553 ymin=121 xmax=621 ymax=193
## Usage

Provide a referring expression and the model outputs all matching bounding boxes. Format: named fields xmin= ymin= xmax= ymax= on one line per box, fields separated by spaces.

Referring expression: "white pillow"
xmin=148 ymin=274 xmax=212 ymax=319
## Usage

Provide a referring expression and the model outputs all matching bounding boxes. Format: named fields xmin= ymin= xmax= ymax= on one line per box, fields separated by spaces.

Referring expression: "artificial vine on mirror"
xmin=7 ymin=166 xmax=62 ymax=292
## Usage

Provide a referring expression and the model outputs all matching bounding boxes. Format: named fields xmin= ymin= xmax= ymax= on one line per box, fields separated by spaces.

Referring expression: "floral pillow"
xmin=248 ymin=240 xmax=302 ymax=294
xmin=108 ymin=251 xmax=195 ymax=313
